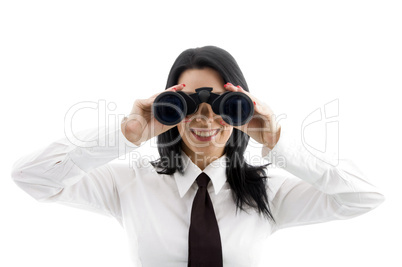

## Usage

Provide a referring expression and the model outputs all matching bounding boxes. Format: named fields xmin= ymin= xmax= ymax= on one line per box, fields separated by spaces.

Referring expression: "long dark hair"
xmin=150 ymin=46 xmax=275 ymax=222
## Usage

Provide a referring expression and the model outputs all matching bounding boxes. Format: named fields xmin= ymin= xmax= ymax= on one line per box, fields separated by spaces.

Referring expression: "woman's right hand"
xmin=121 ymin=84 xmax=186 ymax=146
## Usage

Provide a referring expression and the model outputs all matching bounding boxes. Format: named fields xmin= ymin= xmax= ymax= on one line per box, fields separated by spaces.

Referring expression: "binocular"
xmin=152 ymin=87 xmax=254 ymax=126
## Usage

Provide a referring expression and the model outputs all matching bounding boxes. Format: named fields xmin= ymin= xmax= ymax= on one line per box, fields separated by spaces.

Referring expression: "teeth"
xmin=192 ymin=130 xmax=218 ymax=137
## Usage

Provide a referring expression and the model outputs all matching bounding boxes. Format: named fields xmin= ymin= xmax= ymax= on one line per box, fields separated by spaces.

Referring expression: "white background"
xmin=1 ymin=0 xmax=400 ymax=266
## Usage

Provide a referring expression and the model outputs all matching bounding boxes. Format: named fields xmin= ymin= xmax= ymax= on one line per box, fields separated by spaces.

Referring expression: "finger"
xmin=148 ymin=83 xmax=186 ymax=100
xmin=223 ymin=82 xmax=238 ymax=92
xmin=224 ymin=82 xmax=260 ymax=106
xmin=224 ymin=83 xmax=251 ymax=97
xmin=168 ymin=83 xmax=186 ymax=92
xmin=233 ymin=84 xmax=253 ymax=99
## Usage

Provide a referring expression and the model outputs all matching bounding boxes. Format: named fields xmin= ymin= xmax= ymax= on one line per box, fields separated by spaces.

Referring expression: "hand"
xmin=223 ymin=83 xmax=282 ymax=150
xmin=121 ymin=84 xmax=186 ymax=146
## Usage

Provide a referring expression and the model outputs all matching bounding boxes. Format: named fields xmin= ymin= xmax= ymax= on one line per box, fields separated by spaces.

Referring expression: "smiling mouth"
xmin=190 ymin=129 xmax=220 ymax=137
xmin=190 ymin=128 xmax=220 ymax=138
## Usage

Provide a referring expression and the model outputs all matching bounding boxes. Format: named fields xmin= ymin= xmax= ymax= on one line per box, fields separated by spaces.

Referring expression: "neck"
xmin=182 ymin=148 xmax=224 ymax=170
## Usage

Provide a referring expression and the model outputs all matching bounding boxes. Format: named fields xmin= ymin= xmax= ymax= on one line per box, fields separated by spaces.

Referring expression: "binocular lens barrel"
xmin=221 ymin=94 xmax=252 ymax=125
xmin=152 ymin=88 xmax=254 ymax=126
xmin=153 ymin=93 xmax=187 ymax=125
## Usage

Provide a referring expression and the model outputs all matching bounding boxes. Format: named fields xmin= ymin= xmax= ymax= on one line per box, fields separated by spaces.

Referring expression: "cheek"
xmin=178 ymin=124 xmax=188 ymax=136
xmin=219 ymin=128 xmax=233 ymax=141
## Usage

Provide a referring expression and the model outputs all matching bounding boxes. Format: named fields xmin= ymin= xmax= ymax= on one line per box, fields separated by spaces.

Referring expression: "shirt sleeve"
xmin=10 ymin=124 xmax=140 ymax=226
xmin=262 ymin=124 xmax=385 ymax=233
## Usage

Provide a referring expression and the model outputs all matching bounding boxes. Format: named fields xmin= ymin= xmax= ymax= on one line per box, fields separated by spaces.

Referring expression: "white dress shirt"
xmin=11 ymin=124 xmax=385 ymax=267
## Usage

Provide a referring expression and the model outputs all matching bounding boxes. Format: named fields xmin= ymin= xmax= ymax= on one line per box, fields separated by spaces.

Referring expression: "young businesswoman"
xmin=11 ymin=46 xmax=385 ymax=267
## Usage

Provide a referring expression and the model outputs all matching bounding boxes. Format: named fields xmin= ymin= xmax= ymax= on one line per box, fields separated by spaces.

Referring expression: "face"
xmin=177 ymin=68 xmax=233 ymax=161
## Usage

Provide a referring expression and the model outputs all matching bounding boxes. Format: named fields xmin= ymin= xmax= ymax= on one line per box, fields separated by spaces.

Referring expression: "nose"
xmin=194 ymin=103 xmax=216 ymax=123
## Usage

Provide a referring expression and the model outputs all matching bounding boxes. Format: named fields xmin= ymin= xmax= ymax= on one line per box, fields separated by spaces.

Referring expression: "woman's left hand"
xmin=223 ymin=83 xmax=282 ymax=150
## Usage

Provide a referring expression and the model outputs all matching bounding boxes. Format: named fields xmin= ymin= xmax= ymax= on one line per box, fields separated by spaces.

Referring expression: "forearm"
xmin=262 ymin=124 xmax=385 ymax=214
xmin=11 ymin=125 xmax=138 ymax=201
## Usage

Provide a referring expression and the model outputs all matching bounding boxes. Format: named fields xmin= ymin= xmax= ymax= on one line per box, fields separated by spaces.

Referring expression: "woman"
xmin=11 ymin=46 xmax=385 ymax=267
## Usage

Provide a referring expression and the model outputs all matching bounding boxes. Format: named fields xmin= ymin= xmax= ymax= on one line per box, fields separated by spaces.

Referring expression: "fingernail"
xmin=173 ymin=87 xmax=177 ymax=91
xmin=237 ymin=85 xmax=241 ymax=89
xmin=182 ymin=84 xmax=186 ymax=87
xmin=253 ymin=101 xmax=256 ymax=105
xmin=220 ymin=120 xmax=225 ymax=125
xmin=224 ymin=84 xmax=228 ymax=88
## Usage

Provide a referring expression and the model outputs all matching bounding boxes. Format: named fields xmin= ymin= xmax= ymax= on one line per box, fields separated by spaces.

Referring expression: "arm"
xmin=220 ymin=83 xmax=385 ymax=231
xmin=262 ymin=125 xmax=385 ymax=232
xmin=11 ymin=83 xmax=186 ymax=227
xmin=11 ymin=125 xmax=139 ymax=226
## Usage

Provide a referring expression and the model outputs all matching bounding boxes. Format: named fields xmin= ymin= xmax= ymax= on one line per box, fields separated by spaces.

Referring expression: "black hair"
xmin=150 ymin=46 xmax=275 ymax=222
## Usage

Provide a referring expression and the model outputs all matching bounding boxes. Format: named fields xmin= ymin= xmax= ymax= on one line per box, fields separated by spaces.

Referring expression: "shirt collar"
xmin=173 ymin=150 xmax=228 ymax=198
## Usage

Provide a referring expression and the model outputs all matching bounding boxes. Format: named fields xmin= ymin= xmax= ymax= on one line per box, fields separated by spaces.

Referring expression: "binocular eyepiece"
xmin=152 ymin=87 xmax=254 ymax=126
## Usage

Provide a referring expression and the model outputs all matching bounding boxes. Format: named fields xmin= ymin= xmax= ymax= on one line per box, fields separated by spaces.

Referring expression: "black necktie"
xmin=188 ymin=172 xmax=223 ymax=267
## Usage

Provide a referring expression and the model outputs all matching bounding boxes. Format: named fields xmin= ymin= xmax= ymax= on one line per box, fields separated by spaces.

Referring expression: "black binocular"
xmin=152 ymin=87 xmax=254 ymax=126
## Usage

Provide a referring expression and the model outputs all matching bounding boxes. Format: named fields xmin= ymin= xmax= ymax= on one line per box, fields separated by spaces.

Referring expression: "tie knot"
xmin=196 ymin=172 xmax=211 ymax=188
